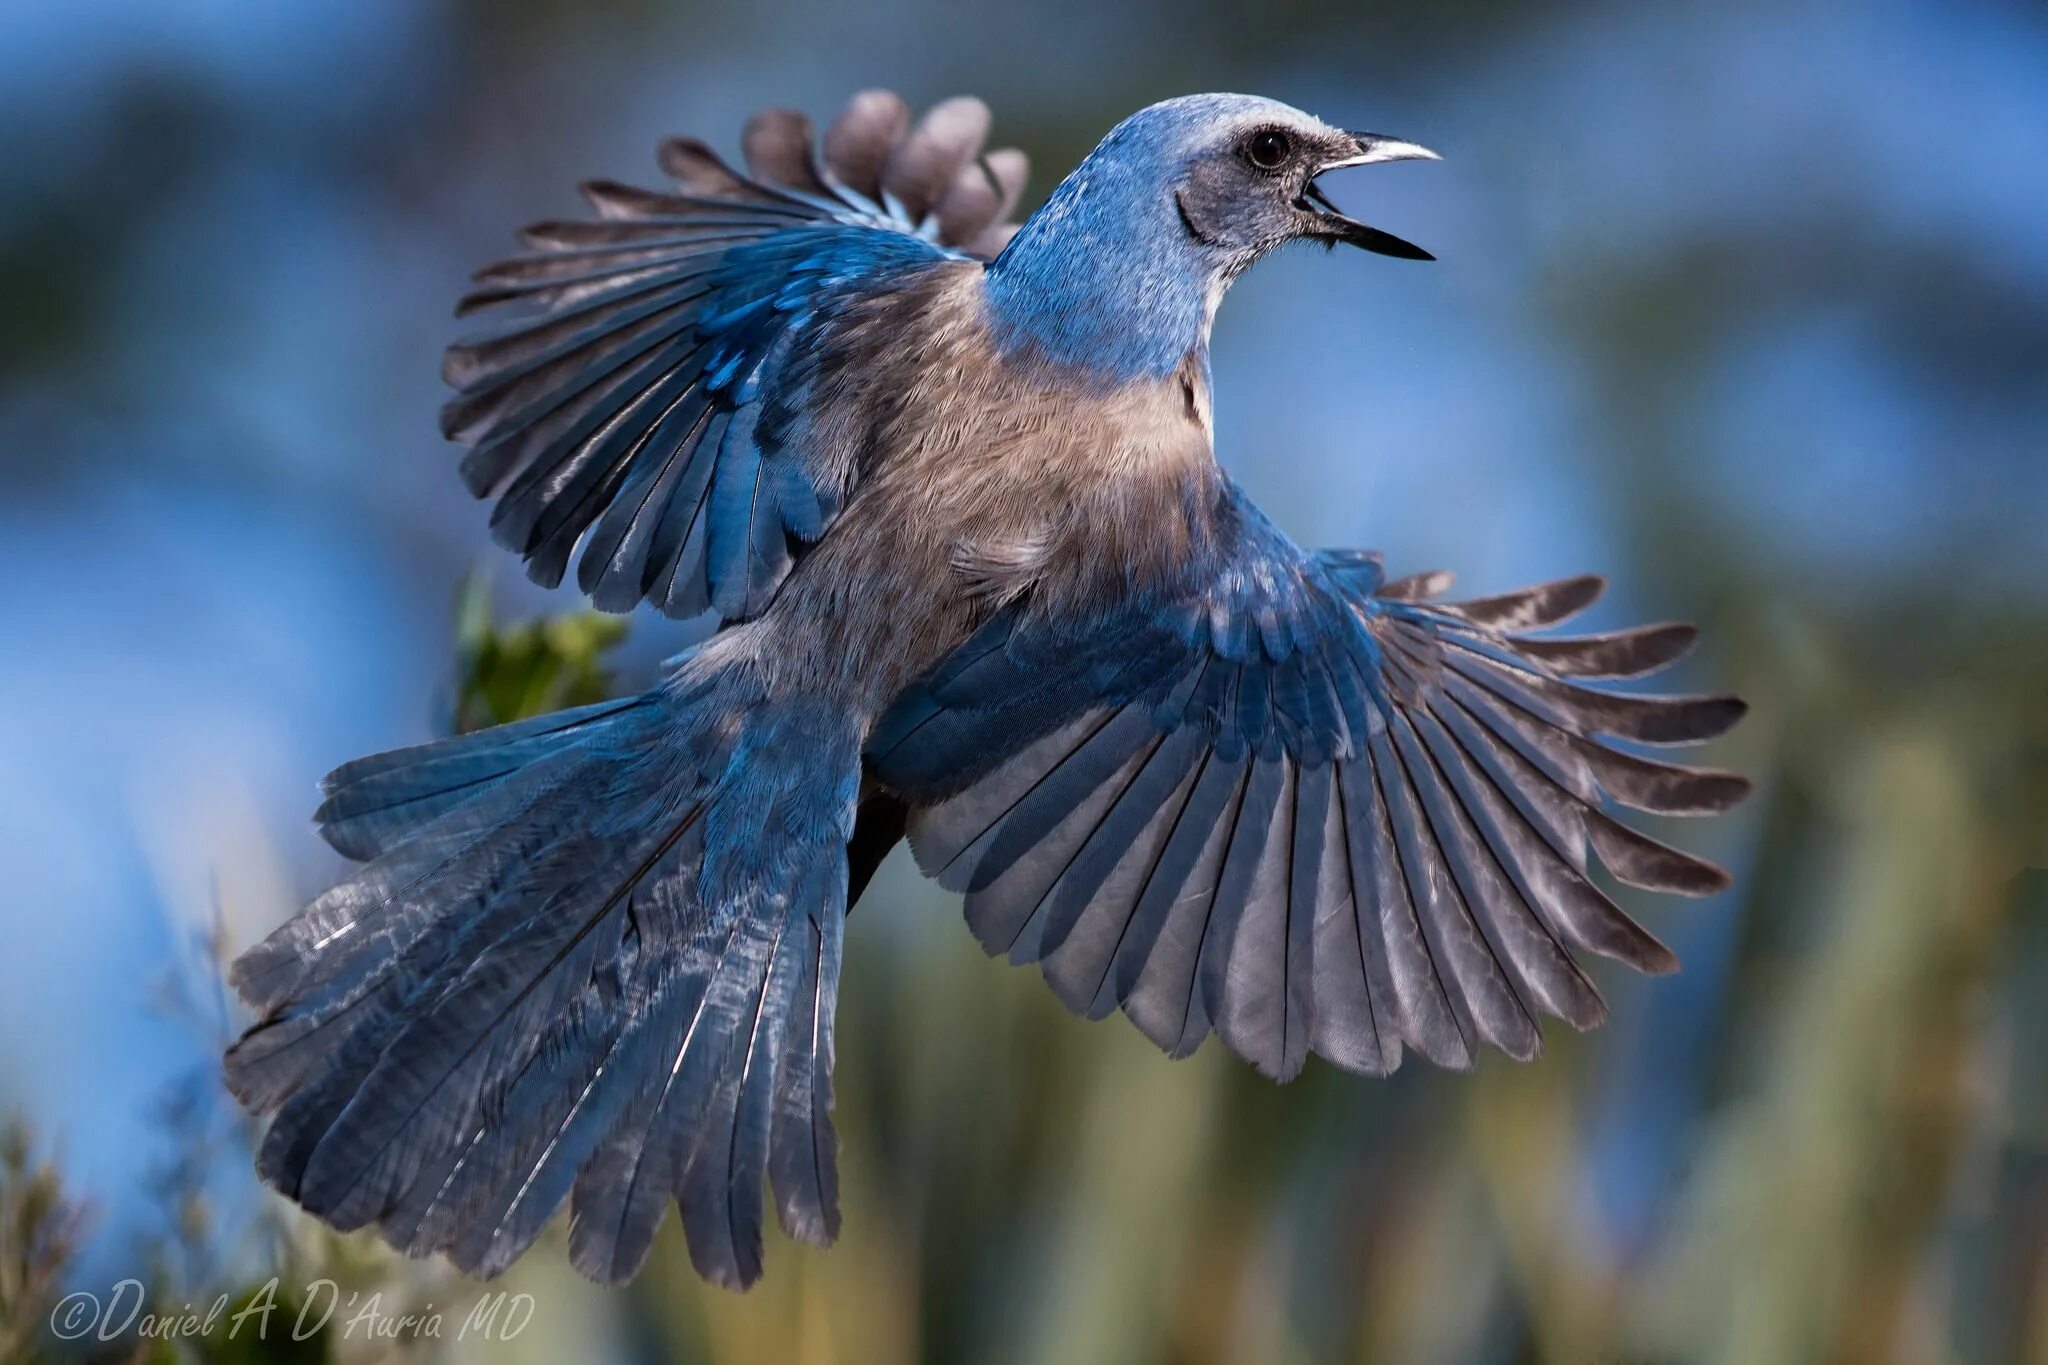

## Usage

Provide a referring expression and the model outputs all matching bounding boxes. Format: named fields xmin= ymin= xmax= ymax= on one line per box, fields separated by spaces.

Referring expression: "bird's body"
xmin=701 ymin=269 xmax=1217 ymax=707
xmin=226 ymin=90 xmax=1748 ymax=1291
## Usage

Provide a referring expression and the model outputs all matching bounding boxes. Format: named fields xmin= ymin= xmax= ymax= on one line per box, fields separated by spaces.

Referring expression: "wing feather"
xmin=449 ymin=92 xmax=1030 ymax=620
xmin=876 ymin=485 xmax=1747 ymax=1079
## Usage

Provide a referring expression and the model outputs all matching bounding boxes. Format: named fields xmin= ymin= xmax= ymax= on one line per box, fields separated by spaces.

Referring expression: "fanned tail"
xmin=226 ymin=673 xmax=859 ymax=1289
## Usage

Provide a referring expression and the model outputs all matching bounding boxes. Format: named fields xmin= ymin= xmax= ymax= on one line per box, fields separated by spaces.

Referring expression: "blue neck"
xmin=982 ymin=131 xmax=1225 ymax=386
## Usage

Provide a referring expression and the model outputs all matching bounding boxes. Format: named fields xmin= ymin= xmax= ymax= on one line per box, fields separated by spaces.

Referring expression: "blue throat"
xmin=983 ymin=130 xmax=1225 ymax=385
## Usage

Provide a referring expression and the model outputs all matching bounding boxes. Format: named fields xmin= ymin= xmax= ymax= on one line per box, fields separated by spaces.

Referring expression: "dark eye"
xmin=1244 ymin=128 xmax=1293 ymax=172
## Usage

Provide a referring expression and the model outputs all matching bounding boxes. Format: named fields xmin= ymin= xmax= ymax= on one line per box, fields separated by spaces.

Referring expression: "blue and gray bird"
xmin=225 ymin=90 xmax=1749 ymax=1289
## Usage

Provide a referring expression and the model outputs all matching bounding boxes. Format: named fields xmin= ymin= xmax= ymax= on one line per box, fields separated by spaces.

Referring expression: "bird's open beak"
xmin=1299 ymin=132 xmax=1439 ymax=261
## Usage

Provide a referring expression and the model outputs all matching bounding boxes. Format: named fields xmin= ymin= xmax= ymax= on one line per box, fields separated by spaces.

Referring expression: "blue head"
xmin=984 ymin=93 xmax=1436 ymax=385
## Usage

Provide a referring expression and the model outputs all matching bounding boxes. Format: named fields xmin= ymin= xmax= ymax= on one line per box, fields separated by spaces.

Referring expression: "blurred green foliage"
xmin=450 ymin=572 xmax=629 ymax=735
xmin=0 ymin=1122 xmax=91 ymax=1363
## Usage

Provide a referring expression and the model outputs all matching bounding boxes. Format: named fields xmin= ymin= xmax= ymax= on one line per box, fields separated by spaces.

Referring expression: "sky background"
xmin=2 ymin=0 xmax=2046 ymax=1360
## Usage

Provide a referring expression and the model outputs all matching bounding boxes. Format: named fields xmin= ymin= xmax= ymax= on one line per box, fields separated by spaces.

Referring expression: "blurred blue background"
xmin=2 ymin=0 xmax=2046 ymax=1359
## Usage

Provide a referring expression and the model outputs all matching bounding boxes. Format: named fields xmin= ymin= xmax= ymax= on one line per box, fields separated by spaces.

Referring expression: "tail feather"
xmin=226 ymin=681 xmax=860 ymax=1289
xmin=676 ymin=903 xmax=800 ymax=1289
xmin=287 ymin=829 xmax=657 ymax=1232
xmin=314 ymin=697 xmax=650 ymax=860
xmin=767 ymin=888 xmax=844 ymax=1246
xmin=565 ymin=919 xmax=748 ymax=1285
xmin=226 ymin=746 xmax=663 ymax=1123
xmin=421 ymin=825 xmax=711 ymax=1271
xmin=231 ymin=736 xmax=615 ymax=1022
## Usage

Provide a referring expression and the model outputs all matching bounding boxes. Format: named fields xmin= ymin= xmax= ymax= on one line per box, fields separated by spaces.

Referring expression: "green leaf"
xmin=450 ymin=569 xmax=631 ymax=731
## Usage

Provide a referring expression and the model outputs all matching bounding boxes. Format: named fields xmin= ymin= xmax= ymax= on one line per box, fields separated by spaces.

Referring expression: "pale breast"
xmin=738 ymin=268 xmax=1223 ymax=709
xmin=873 ymin=275 xmax=1220 ymax=606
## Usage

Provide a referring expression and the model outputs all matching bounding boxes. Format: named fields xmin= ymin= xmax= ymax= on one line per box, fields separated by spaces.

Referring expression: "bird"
xmin=223 ymin=88 xmax=1749 ymax=1291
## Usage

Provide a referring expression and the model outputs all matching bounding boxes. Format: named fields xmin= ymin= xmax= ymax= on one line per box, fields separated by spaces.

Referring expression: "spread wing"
xmin=443 ymin=91 xmax=1029 ymax=621
xmin=867 ymin=488 xmax=1750 ymax=1080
